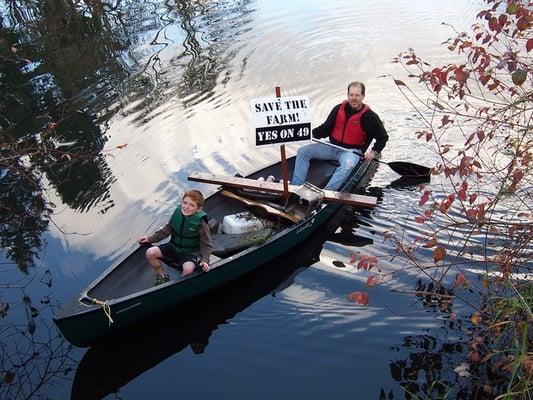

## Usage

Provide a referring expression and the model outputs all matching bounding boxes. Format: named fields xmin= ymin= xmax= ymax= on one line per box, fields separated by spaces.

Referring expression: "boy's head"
xmin=182 ymin=189 xmax=204 ymax=208
xmin=181 ymin=190 xmax=204 ymax=216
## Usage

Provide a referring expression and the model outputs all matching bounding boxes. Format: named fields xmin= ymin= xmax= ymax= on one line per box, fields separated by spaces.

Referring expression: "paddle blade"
xmin=387 ymin=161 xmax=431 ymax=177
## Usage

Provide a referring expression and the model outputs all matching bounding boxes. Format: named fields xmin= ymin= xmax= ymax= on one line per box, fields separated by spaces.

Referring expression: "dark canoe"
xmin=53 ymin=156 xmax=378 ymax=347
xmin=70 ymin=201 xmax=373 ymax=399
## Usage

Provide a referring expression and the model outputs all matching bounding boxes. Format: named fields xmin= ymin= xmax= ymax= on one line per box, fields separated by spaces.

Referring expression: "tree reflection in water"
xmin=0 ymin=277 xmax=78 ymax=400
xmin=1 ymin=0 xmax=259 ymax=397
xmin=384 ymin=280 xmax=509 ymax=400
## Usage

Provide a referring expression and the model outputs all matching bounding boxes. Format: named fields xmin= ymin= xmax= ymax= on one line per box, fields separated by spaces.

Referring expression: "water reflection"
xmin=386 ymin=321 xmax=506 ymax=400
xmin=36 ymin=111 xmax=115 ymax=213
xmin=387 ymin=175 xmax=431 ymax=189
xmin=0 ymin=278 xmax=77 ymax=400
xmin=128 ymin=0 xmax=256 ymax=120
xmin=1 ymin=0 xmax=257 ymax=270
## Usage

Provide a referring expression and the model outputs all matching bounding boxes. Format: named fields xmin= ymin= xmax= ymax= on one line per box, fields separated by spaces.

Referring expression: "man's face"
xmin=347 ymin=85 xmax=364 ymax=110
xmin=181 ymin=196 xmax=200 ymax=216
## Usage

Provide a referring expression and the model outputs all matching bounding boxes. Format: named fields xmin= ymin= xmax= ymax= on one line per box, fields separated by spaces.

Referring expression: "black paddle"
xmin=311 ymin=138 xmax=431 ymax=178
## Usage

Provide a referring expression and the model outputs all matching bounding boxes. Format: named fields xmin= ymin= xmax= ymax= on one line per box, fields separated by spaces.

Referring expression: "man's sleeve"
xmin=312 ymin=104 xmax=341 ymax=139
xmin=363 ymin=111 xmax=389 ymax=153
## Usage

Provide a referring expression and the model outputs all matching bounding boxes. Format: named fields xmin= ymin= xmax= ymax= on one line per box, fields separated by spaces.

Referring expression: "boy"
xmin=138 ymin=189 xmax=213 ymax=285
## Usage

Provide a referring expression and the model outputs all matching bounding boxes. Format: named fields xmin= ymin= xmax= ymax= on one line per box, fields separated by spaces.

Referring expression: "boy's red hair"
xmin=183 ymin=189 xmax=204 ymax=207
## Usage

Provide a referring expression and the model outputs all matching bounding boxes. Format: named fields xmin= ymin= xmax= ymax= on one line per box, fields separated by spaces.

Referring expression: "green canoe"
xmin=53 ymin=156 xmax=377 ymax=347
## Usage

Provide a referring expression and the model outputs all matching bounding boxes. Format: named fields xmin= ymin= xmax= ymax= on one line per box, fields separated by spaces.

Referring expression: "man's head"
xmin=346 ymin=81 xmax=365 ymax=110
xmin=181 ymin=189 xmax=204 ymax=216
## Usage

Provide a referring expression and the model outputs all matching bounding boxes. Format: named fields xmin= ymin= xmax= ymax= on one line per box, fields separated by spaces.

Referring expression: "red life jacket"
xmin=330 ymin=101 xmax=370 ymax=147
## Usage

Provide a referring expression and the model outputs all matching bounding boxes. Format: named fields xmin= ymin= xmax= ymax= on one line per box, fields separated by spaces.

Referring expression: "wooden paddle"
xmin=311 ymin=138 xmax=431 ymax=178
xmin=220 ymin=190 xmax=301 ymax=223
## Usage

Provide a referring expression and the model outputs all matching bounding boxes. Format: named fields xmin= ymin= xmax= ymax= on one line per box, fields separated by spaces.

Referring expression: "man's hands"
xmin=364 ymin=150 xmax=377 ymax=160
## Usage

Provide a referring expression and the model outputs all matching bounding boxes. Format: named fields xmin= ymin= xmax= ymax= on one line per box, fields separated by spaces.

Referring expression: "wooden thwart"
xmin=188 ymin=172 xmax=377 ymax=208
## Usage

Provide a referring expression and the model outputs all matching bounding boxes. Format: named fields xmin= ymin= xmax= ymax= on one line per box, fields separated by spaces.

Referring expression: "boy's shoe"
xmin=155 ymin=273 xmax=170 ymax=286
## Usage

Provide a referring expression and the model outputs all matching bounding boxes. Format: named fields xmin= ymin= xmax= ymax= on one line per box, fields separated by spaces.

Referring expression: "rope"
xmin=90 ymin=298 xmax=114 ymax=325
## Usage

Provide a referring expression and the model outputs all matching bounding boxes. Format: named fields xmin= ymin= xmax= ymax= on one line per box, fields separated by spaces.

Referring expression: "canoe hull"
xmin=54 ymin=158 xmax=377 ymax=347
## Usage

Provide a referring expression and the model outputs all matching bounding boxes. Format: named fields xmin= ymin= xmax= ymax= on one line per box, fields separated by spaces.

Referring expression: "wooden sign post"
xmin=275 ymin=86 xmax=290 ymax=200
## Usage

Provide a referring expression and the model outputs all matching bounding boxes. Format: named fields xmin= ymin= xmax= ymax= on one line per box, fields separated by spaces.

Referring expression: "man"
xmin=291 ymin=81 xmax=388 ymax=190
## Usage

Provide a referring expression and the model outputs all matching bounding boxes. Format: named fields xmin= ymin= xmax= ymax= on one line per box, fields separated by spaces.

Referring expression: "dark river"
xmin=1 ymin=0 xmax=491 ymax=399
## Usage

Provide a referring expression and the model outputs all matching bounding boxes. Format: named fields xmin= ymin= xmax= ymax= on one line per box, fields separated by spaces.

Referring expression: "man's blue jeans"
xmin=291 ymin=142 xmax=361 ymax=190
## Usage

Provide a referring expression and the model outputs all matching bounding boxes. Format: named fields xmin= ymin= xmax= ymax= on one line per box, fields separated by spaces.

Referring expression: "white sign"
xmin=250 ymin=95 xmax=312 ymax=146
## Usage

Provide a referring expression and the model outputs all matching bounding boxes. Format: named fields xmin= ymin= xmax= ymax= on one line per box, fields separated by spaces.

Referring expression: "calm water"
xmin=1 ymin=0 xmax=488 ymax=399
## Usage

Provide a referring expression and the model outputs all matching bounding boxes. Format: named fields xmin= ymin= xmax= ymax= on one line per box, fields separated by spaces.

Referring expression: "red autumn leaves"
xmin=346 ymin=291 xmax=369 ymax=306
xmin=346 ymin=254 xmax=379 ymax=306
